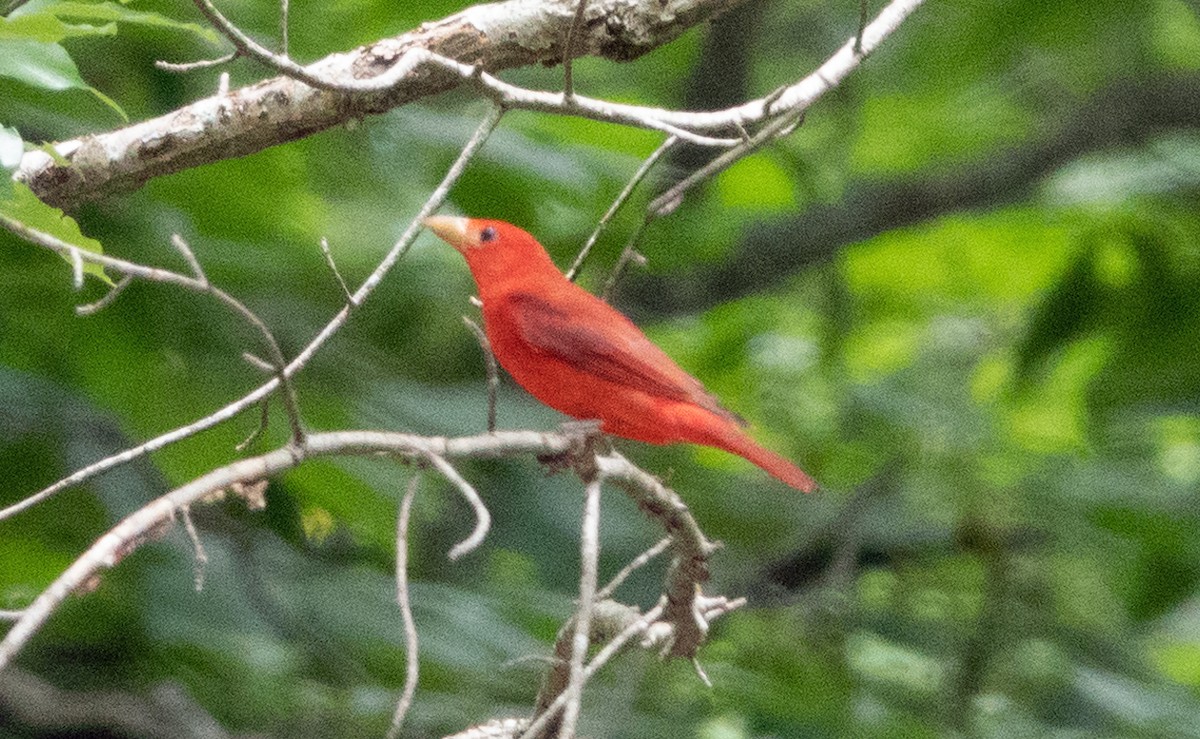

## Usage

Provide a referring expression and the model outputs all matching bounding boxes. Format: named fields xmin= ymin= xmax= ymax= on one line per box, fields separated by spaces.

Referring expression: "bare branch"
xmin=235 ymin=401 xmax=270 ymax=452
xmin=180 ymin=506 xmax=208 ymax=592
xmin=425 ymin=453 xmax=492 ymax=561
xmin=319 ymin=237 xmax=355 ymax=306
xmin=0 ymin=428 xmax=579 ymax=671
xmin=593 ymin=452 xmax=718 ymax=658
xmin=19 ymin=0 xmax=754 ymax=208
xmin=170 ymin=233 xmax=207 ymax=285
xmin=75 ymin=274 xmax=133 ymax=316
xmin=648 ymin=109 xmax=802 ymax=218
xmin=463 ymin=316 xmax=500 ymax=432
xmin=68 ymin=247 xmax=83 ymax=290
xmin=0 ymin=107 xmax=502 ymax=522
xmin=241 ymin=352 xmax=274 ymax=373
xmin=280 ymin=0 xmax=290 ymax=58
xmin=600 ymin=220 xmax=649 ymax=300
xmin=566 ymin=136 xmax=675 ymax=283
xmin=856 ymin=0 xmax=869 ymax=55
xmin=387 ymin=474 xmax=422 ymax=739
xmin=557 ymin=477 xmax=603 ymax=739
xmin=1 ymin=214 xmax=307 ymax=448
xmin=596 ymin=536 xmax=671 ymax=600
xmin=18 ymin=0 xmax=924 ymax=210
xmin=523 ymin=599 xmax=667 ymax=739
xmin=155 ymin=50 xmax=239 ymax=74
xmin=561 ymin=0 xmax=590 ymax=99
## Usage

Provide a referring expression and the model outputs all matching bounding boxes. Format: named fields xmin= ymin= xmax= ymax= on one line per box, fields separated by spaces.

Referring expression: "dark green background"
xmin=3 ymin=0 xmax=1200 ymax=736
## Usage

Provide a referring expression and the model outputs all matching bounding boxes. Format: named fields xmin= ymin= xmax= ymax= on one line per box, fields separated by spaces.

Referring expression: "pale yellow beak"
xmin=423 ymin=215 xmax=471 ymax=251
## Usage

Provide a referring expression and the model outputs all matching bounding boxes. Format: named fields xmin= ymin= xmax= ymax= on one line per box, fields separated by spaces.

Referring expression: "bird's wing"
xmin=499 ymin=288 xmax=745 ymax=426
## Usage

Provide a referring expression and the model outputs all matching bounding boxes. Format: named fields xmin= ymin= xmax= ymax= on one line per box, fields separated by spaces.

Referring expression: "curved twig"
xmin=386 ymin=474 xmax=422 ymax=739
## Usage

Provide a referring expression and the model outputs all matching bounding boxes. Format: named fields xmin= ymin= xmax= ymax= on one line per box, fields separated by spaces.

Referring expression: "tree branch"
xmin=17 ymin=0 xmax=752 ymax=209
xmin=0 ymin=428 xmax=578 ymax=672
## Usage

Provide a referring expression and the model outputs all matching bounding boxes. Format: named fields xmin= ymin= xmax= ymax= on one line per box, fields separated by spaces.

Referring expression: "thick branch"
xmin=17 ymin=0 xmax=749 ymax=209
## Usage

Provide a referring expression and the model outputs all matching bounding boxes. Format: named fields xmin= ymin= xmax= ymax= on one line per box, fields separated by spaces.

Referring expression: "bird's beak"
xmin=423 ymin=215 xmax=472 ymax=252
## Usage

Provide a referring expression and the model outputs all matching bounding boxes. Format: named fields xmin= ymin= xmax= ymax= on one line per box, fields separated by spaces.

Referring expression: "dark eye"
xmin=480 ymin=226 xmax=497 ymax=243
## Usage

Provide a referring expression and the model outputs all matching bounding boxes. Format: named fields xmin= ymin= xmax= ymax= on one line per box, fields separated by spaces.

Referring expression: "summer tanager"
xmin=424 ymin=216 xmax=817 ymax=493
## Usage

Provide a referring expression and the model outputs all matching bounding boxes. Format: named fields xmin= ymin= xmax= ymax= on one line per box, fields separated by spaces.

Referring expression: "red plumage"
xmin=425 ymin=216 xmax=817 ymax=493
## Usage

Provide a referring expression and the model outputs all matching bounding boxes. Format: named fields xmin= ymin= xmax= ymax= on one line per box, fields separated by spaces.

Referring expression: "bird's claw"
xmin=537 ymin=419 xmax=606 ymax=481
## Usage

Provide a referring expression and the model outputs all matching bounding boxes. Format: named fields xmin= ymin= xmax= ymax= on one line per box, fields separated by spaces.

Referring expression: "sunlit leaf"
xmin=44 ymin=2 xmax=223 ymax=45
xmin=0 ymin=10 xmax=117 ymax=42
xmin=0 ymin=182 xmax=112 ymax=284
xmin=0 ymin=125 xmax=20 ymax=201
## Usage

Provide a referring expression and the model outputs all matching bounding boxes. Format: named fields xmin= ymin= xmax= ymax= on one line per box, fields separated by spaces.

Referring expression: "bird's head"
xmin=423 ymin=216 xmax=560 ymax=294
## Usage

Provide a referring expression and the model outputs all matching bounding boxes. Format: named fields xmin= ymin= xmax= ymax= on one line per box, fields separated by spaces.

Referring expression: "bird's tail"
xmin=721 ymin=431 xmax=819 ymax=493
xmin=682 ymin=410 xmax=817 ymax=493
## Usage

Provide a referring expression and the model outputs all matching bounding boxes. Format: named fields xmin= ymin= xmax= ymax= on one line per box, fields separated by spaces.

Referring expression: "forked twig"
xmin=386 ymin=474 xmax=422 ymax=739
xmin=597 ymin=536 xmax=671 ymax=600
xmin=566 ymin=136 xmax=675 ymax=283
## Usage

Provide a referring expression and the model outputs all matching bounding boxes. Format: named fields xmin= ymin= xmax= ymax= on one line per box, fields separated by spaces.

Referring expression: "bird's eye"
xmin=480 ymin=226 xmax=497 ymax=243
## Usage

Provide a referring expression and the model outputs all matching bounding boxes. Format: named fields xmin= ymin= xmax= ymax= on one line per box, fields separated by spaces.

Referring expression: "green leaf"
xmin=0 ymin=182 xmax=113 ymax=285
xmin=0 ymin=40 xmax=126 ymax=121
xmin=44 ymin=2 xmax=222 ymax=45
xmin=0 ymin=10 xmax=117 ymax=42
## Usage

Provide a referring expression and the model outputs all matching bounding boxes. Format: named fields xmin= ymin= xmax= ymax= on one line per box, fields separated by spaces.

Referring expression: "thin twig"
xmin=180 ymin=506 xmax=208 ymax=592
xmin=596 ymin=536 xmax=671 ymax=601
xmin=522 ymin=600 xmax=667 ymax=739
xmin=171 ymin=234 xmax=208 ymax=285
xmin=0 ymin=106 xmax=504 ymax=522
xmin=21 ymin=0 xmax=926 ymax=211
xmin=156 ymin=51 xmax=239 ymax=74
xmin=76 ymin=274 xmax=133 ymax=316
xmin=557 ymin=477 xmax=603 ymax=739
xmin=69 ymin=248 xmax=83 ymax=290
xmin=280 ymin=0 xmax=290 ymax=58
xmin=561 ymin=0 xmax=589 ymax=99
xmin=600 ymin=219 xmax=649 ymax=300
xmin=593 ymin=451 xmax=717 ymax=658
xmin=319 ymin=237 xmax=355 ymax=306
xmin=241 ymin=352 xmax=275 ymax=373
xmin=425 ymin=453 xmax=491 ymax=561
xmin=0 ymin=610 xmax=24 ymax=622
xmin=386 ymin=474 xmax=421 ymax=739
xmin=235 ymin=401 xmax=270 ymax=452
xmin=648 ymin=110 xmax=803 ymax=218
xmin=856 ymin=0 xmax=869 ymax=54
xmin=1 ymin=213 xmax=306 ymax=449
xmin=463 ymin=316 xmax=499 ymax=432
xmin=565 ymin=136 xmax=675 ymax=283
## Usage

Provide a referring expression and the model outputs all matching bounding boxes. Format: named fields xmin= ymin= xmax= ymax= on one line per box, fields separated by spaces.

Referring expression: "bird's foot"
xmin=537 ymin=419 xmax=607 ymax=481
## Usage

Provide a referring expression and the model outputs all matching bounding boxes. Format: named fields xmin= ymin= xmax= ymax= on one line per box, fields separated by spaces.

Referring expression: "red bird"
xmin=424 ymin=216 xmax=817 ymax=493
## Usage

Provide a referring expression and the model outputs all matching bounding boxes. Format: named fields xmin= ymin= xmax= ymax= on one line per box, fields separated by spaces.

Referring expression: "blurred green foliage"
xmin=2 ymin=0 xmax=1200 ymax=736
